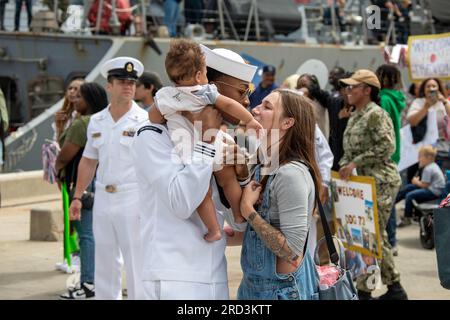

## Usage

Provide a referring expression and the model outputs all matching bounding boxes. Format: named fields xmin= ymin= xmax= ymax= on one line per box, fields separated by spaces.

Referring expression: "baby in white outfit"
xmin=150 ymin=39 xmax=262 ymax=242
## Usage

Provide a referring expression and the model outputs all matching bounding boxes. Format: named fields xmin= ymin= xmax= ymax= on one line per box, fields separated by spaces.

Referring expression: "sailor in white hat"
xmin=69 ymin=56 xmax=148 ymax=300
xmin=132 ymin=46 xmax=257 ymax=300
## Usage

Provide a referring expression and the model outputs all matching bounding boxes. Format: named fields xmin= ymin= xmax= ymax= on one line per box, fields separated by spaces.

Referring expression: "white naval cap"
xmin=100 ymin=56 xmax=144 ymax=81
xmin=200 ymin=44 xmax=257 ymax=83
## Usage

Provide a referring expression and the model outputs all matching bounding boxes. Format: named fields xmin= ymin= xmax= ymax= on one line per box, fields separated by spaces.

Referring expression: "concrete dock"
xmin=1 ymin=198 xmax=450 ymax=300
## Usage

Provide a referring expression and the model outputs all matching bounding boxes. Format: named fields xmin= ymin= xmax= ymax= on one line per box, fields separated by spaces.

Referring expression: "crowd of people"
xmin=46 ymin=37 xmax=450 ymax=300
xmin=0 ymin=0 xmax=414 ymax=44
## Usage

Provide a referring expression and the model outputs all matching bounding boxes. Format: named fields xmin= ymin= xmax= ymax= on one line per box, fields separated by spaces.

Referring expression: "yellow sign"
xmin=331 ymin=171 xmax=382 ymax=259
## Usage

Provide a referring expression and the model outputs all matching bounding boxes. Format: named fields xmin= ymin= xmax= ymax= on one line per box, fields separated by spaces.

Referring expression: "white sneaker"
xmin=64 ymin=255 xmax=80 ymax=274
xmin=55 ymin=261 xmax=67 ymax=272
xmin=59 ymin=282 xmax=95 ymax=300
xmin=55 ymin=255 xmax=81 ymax=274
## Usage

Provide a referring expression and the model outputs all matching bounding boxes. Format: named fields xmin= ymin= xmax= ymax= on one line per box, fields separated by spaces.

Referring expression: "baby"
xmin=150 ymin=39 xmax=262 ymax=242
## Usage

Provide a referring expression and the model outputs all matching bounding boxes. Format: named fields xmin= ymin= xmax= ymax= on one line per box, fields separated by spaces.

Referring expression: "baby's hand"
xmin=246 ymin=119 xmax=263 ymax=138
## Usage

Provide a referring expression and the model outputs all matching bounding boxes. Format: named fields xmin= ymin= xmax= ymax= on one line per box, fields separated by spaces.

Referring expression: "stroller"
xmin=412 ymin=167 xmax=450 ymax=250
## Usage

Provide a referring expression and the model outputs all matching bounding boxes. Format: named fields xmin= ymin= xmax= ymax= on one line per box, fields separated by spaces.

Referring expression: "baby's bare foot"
xmin=204 ymin=230 xmax=222 ymax=242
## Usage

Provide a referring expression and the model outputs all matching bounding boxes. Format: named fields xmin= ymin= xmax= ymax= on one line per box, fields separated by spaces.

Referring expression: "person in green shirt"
xmin=56 ymin=82 xmax=108 ymax=300
xmin=376 ymin=64 xmax=406 ymax=164
xmin=375 ymin=65 xmax=406 ymax=258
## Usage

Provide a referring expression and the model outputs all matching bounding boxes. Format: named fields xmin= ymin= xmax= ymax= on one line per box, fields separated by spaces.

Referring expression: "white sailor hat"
xmin=200 ymin=44 xmax=257 ymax=83
xmin=100 ymin=56 xmax=144 ymax=81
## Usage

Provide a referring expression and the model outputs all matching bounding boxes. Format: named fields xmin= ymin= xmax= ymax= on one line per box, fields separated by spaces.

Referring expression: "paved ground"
xmin=1 ymin=199 xmax=450 ymax=300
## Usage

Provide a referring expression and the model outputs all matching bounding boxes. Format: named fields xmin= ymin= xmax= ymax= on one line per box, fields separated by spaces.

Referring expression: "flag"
xmin=62 ymin=182 xmax=79 ymax=266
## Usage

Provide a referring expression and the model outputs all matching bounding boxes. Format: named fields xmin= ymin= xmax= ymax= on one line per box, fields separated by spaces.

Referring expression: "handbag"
xmin=313 ymin=196 xmax=358 ymax=300
xmin=297 ymin=159 xmax=358 ymax=300
xmin=411 ymin=114 xmax=427 ymax=143
xmin=433 ymin=207 xmax=450 ymax=289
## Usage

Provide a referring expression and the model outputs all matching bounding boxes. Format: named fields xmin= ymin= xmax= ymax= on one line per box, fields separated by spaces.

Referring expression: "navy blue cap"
xmin=263 ymin=65 xmax=276 ymax=74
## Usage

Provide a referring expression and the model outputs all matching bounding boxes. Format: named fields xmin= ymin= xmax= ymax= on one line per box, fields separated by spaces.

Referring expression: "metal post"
xmin=217 ymin=0 xmax=226 ymax=39
xmin=330 ymin=0 xmax=340 ymax=43
xmin=244 ymin=0 xmax=260 ymax=41
xmin=361 ymin=0 xmax=369 ymax=45
xmin=96 ymin=0 xmax=104 ymax=34
xmin=385 ymin=7 xmax=395 ymax=45
xmin=53 ymin=0 xmax=58 ymax=19
xmin=244 ymin=1 xmax=254 ymax=41
xmin=141 ymin=0 xmax=148 ymax=35
xmin=110 ymin=0 xmax=121 ymax=35
xmin=81 ymin=0 xmax=90 ymax=32
xmin=253 ymin=0 xmax=260 ymax=41
xmin=222 ymin=1 xmax=239 ymax=41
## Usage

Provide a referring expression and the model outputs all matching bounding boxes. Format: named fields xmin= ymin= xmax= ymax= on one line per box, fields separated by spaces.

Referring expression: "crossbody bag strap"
xmin=294 ymin=159 xmax=339 ymax=265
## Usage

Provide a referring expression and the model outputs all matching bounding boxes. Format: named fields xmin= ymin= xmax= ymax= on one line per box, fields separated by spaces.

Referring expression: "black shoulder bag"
xmin=411 ymin=114 xmax=427 ymax=144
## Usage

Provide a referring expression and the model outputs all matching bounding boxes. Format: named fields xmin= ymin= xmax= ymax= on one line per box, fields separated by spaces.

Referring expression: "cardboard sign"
xmin=331 ymin=172 xmax=382 ymax=259
xmin=408 ymin=33 xmax=450 ymax=81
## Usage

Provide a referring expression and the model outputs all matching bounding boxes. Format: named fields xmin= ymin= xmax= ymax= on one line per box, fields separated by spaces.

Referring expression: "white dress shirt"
xmin=132 ymin=120 xmax=233 ymax=284
xmin=83 ymin=101 xmax=148 ymax=185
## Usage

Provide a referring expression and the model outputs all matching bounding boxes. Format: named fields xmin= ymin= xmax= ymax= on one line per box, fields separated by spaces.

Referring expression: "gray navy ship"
xmin=0 ymin=0 xmax=448 ymax=172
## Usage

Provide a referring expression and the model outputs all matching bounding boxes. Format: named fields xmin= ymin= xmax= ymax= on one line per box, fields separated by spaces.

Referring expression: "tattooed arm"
xmin=240 ymin=181 xmax=301 ymax=267
xmin=246 ymin=211 xmax=300 ymax=266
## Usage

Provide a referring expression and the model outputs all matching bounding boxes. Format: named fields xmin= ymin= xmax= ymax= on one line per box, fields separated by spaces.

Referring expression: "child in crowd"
xmin=395 ymin=145 xmax=446 ymax=226
xmin=149 ymin=39 xmax=262 ymax=242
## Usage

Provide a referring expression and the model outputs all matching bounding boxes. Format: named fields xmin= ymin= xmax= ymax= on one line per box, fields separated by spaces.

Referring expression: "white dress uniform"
xmin=132 ymin=122 xmax=232 ymax=299
xmin=131 ymin=46 xmax=257 ymax=300
xmin=82 ymin=56 xmax=148 ymax=300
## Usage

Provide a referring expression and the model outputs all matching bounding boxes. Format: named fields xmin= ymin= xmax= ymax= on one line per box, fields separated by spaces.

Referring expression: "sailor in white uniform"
xmin=131 ymin=48 xmax=256 ymax=300
xmin=69 ymin=57 xmax=148 ymax=300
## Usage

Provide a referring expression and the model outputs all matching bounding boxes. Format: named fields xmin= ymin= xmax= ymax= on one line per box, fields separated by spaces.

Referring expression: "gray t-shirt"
xmin=267 ymin=162 xmax=316 ymax=256
xmin=422 ymin=162 xmax=445 ymax=196
xmin=224 ymin=161 xmax=316 ymax=256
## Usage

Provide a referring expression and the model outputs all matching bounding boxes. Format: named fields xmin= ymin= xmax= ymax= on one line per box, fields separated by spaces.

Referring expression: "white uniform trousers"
xmin=93 ymin=183 xmax=143 ymax=300
xmin=142 ymin=280 xmax=229 ymax=300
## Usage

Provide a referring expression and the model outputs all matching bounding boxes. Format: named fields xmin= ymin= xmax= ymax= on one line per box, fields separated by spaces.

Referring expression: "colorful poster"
xmin=331 ymin=172 xmax=382 ymax=259
xmin=408 ymin=33 xmax=450 ymax=81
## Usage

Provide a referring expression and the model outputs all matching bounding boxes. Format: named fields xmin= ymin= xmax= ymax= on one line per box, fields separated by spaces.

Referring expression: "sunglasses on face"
xmin=214 ymin=81 xmax=252 ymax=100
xmin=345 ymin=84 xmax=367 ymax=91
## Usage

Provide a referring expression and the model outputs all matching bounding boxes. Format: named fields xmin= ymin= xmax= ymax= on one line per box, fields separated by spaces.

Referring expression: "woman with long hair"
xmin=407 ymin=78 xmax=450 ymax=156
xmin=228 ymin=89 xmax=321 ymax=300
xmin=56 ymin=82 xmax=108 ymax=299
xmin=54 ymin=77 xmax=85 ymax=141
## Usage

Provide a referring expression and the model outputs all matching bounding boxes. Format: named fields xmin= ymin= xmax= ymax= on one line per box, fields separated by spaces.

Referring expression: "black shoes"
xmin=377 ymin=282 xmax=408 ymax=300
xmin=358 ymin=282 xmax=408 ymax=300
xmin=357 ymin=290 xmax=374 ymax=300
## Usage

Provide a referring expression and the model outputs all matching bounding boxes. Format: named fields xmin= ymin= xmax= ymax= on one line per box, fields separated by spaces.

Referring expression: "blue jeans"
xmin=164 ymin=0 xmax=180 ymax=37
xmin=73 ymin=207 xmax=95 ymax=283
xmin=237 ymin=166 xmax=319 ymax=300
xmin=404 ymin=187 xmax=438 ymax=218
xmin=386 ymin=206 xmax=397 ymax=247
xmin=72 ymin=183 xmax=95 ymax=284
xmin=387 ymin=184 xmax=421 ymax=247
xmin=15 ymin=0 xmax=32 ymax=30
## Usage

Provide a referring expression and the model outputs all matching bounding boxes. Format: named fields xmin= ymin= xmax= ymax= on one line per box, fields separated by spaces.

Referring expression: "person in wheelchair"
xmin=396 ymin=145 xmax=446 ymax=227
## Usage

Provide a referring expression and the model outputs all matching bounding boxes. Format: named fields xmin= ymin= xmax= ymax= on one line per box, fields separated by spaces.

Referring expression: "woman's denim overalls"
xmin=237 ymin=165 xmax=320 ymax=300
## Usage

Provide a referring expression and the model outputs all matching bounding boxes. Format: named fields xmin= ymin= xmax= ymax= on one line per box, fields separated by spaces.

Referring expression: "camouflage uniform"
xmin=339 ymin=101 xmax=401 ymax=293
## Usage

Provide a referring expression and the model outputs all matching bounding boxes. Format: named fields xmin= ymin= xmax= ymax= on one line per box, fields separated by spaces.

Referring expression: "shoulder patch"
xmin=137 ymin=125 xmax=163 ymax=136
